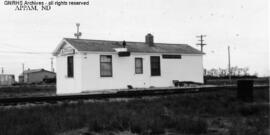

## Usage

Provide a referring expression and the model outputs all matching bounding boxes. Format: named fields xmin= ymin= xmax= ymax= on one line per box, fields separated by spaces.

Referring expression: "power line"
xmin=0 ymin=51 xmax=52 ymax=55
xmin=0 ymin=42 xmax=37 ymax=52
xmin=0 ymin=42 xmax=52 ymax=56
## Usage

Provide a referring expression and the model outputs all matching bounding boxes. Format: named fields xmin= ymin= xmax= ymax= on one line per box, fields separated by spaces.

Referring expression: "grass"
xmin=0 ymin=85 xmax=56 ymax=98
xmin=0 ymin=87 xmax=268 ymax=135
xmin=205 ymin=77 xmax=269 ymax=85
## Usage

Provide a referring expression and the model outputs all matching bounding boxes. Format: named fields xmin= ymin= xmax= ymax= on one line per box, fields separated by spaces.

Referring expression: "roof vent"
xmin=74 ymin=23 xmax=82 ymax=39
xmin=145 ymin=33 xmax=154 ymax=46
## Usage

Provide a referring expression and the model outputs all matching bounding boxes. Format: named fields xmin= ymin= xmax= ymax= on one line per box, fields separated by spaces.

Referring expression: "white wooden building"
xmin=53 ymin=34 xmax=204 ymax=94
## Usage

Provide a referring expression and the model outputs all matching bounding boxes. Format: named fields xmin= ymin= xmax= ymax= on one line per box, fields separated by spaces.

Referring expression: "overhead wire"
xmin=0 ymin=51 xmax=52 ymax=55
xmin=0 ymin=42 xmax=38 ymax=51
xmin=0 ymin=42 xmax=52 ymax=55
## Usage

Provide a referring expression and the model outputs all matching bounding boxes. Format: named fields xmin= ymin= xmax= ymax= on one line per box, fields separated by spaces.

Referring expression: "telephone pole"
xmin=228 ymin=46 xmax=231 ymax=81
xmin=196 ymin=35 xmax=207 ymax=52
xmin=22 ymin=63 xmax=24 ymax=73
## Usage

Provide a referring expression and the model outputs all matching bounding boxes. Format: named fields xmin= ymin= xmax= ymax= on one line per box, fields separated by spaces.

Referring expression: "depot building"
xmin=53 ymin=34 xmax=204 ymax=94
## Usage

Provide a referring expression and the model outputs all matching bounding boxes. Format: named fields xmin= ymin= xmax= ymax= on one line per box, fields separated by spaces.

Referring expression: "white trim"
xmin=52 ymin=39 xmax=78 ymax=56
xmin=78 ymin=51 xmax=203 ymax=56
xmin=114 ymin=48 xmax=128 ymax=52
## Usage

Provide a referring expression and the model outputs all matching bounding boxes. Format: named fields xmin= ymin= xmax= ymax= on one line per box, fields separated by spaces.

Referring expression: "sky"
xmin=0 ymin=0 xmax=269 ymax=80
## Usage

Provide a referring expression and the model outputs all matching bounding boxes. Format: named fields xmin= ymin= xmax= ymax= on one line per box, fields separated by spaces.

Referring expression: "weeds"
xmin=0 ymin=88 xmax=268 ymax=135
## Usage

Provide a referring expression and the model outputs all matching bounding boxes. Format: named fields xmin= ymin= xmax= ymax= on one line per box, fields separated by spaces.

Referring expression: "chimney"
xmin=145 ymin=33 xmax=154 ymax=46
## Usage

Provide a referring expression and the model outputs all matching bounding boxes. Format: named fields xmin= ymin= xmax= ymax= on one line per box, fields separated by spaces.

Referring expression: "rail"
xmin=0 ymin=85 xmax=267 ymax=106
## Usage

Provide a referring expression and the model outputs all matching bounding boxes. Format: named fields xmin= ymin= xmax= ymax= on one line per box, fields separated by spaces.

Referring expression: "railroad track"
xmin=0 ymin=85 xmax=267 ymax=106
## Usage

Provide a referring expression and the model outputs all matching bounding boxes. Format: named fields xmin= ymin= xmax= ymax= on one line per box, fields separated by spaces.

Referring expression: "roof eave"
xmin=78 ymin=50 xmax=204 ymax=55
xmin=52 ymin=38 xmax=78 ymax=56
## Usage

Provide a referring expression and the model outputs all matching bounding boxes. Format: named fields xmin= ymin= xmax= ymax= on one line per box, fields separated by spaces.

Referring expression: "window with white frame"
xmin=150 ymin=56 xmax=161 ymax=76
xmin=67 ymin=56 xmax=74 ymax=78
xmin=100 ymin=55 xmax=112 ymax=77
xmin=135 ymin=58 xmax=143 ymax=74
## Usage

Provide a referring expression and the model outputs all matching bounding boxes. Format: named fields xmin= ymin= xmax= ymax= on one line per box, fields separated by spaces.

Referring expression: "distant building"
xmin=19 ymin=69 xmax=56 ymax=84
xmin=0 ymin=74 xmax=15 ymax=86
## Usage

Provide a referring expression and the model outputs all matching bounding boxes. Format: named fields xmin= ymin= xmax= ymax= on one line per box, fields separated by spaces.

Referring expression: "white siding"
xmin=56 ymin=54 xmax=82 ymax=94
xmin=81 ymin=53 xmax=151 ymax=91
xmin=80 ymin=52 xmax=203 ymax=92
xmin=56 ymin=52 xmax=203 ymax=94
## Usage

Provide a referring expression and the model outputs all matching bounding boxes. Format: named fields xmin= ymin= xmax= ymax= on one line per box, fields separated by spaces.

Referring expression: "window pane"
xmin=135 ymin=59 xmax=142 ymax=67
xmin=100 ymin=63 xmax=112 ymax=76
xmin=135 ymin=68 xmax=142 ymax=74
xmin=100 ymin=55 xmax=112 ymax=62
xmin=101 ymin=63 xmax=111 ymax=71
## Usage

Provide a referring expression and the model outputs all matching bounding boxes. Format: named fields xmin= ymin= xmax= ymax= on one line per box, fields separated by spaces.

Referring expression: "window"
xmin=150 ymin=56 xmax=161 ymax=76
xmin=135 ymin=58 xmax=143 ymax=74
xmin=100 ymin=55 xmax=112 ymax=77
xmin=67 ymin=56 xmax=74 ymax=77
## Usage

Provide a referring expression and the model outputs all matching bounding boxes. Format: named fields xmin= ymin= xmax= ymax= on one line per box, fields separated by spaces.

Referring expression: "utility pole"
xmin=74 ymin=23 xmax=82 ymax=39
xmin=228 ymin=46 xmax=231 ymax=82
xmin=1 ymin=67 xmax=3 ymax=74
xmin=22 ymin=63 xmax=25 ymax=83
xmin=22 ymin=63 xmax=24 ymax=71
xmin=51 ymin=57 xmax=54 ymax=72
xmin=196 ymin=35 xmax=207 ymax=52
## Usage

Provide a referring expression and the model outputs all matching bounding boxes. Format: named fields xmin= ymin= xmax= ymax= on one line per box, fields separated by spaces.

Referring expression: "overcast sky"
xmin=0 ymin=0 xmax=268 ymax=79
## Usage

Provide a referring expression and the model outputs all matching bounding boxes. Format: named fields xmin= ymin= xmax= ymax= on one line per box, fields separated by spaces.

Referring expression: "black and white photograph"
xmin=0 ymin=0 xmax=269 ymax=135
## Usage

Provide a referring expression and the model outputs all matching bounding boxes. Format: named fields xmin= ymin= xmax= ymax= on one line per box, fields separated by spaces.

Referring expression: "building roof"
xmin=56 ymin=38 xmax=203 ymax=55
xmin=22 ymin=69 xmax=55 ymax=74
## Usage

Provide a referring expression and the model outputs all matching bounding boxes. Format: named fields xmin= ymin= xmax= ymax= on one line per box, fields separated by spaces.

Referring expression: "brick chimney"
xmin=145 ymin=33 xmax=154 ymax=46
